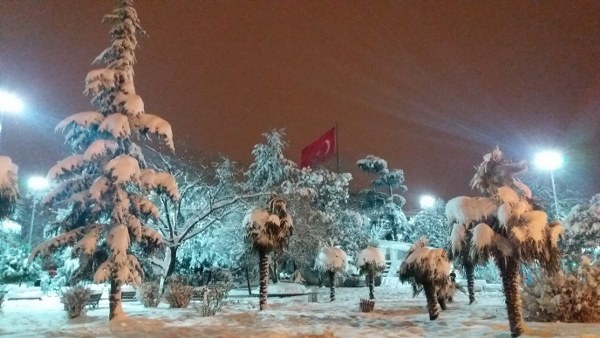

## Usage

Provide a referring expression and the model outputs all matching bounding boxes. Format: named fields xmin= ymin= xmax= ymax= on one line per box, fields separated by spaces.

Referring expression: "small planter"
xmin=359 ymin=298 xmax=375 ymax=312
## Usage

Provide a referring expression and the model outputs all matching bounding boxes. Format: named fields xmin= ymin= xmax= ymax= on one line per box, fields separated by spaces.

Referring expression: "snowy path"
xmin=0 ymin=285 xmax=598 ymax=337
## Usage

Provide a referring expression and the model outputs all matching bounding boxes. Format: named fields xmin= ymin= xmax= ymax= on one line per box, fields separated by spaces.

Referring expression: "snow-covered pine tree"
xmin=313 ymin=244 xmax=348 ymax=301
xmin=246 ymin=129 xmax=296 ymax=193
xmin=244 ymin=196 xmax=293 ymax=310
xmin=0 ymin=156 xmax=19 ymax=219
xmin=448 ymin=148 xmax=562 ymax=337
xmin=357 ymin=155 xmax=408 ymax=241
xmin=562 ymin=194 xmax=600 ymax=270
xmin=29 ymin=0 xmax=178 ymax=320
xmin=409 ymin=198 xmax=449 ymax=248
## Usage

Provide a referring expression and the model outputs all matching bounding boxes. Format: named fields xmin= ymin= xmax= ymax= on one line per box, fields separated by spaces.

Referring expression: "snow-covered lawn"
xmin=0 ymin=284 xmax=597 ymax=337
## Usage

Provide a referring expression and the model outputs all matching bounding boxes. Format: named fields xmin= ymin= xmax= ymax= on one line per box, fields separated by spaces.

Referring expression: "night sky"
xmin=1 ymin=1 xmax=599 ymax=209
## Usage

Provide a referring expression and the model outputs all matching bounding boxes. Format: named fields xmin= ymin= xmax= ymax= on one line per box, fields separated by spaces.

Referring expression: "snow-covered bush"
xmin=522 ymin=257 xmax=600 ymax=323
xmin=61 ymin=285 xmax=92 ymax=318
xmin=562 ymin=194 xmax=600 ymax=271
xmin=136 ymin=281 xmax=160 ymax=308
xmin=474 ymin=262 xmax=501 ymax=284
xmin=194 ymin=281 xmax=233 ymax=317
xmin=408 ymin=198 xmax=449 ymax=248
xmin=164 ymin=276 xmax=194 ymax=308
xmin=0 ymin=245 xmax=41 ymax=285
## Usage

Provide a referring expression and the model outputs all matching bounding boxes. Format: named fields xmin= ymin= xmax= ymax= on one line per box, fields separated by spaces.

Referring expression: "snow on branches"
xmin=0 ymin=156 xmax=19 ymax=219
xmin=356 ymin=246 xmax=386 ymax=275
xmin=244 ymin=197 xmax=293 ymax=253
xmin=30 ymin=0 xmax=178 ymax=320
xmin=314 ymin=246 xmax=348 ymax=274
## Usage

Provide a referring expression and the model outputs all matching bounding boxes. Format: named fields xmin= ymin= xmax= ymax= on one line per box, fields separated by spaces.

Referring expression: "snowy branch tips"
xmin=29 ymin=0 xmax=178 ymax=321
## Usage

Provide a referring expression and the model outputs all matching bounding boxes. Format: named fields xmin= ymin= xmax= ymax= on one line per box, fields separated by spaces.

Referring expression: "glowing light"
xmin=0 ymin=91 xmax=24 ymax=114
xmin=420 ymin=195 xmax=436 ymax=209
xmin=28 ymin=176 xmax=49 ymax=190
xmin=534 ymin=151 xmax=563 ymax=171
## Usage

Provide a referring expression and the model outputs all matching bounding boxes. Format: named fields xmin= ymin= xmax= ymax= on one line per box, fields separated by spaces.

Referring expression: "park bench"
xmin=86 ymin=292 xmax=102 ymax=309
xmin=121 ymin=290 xmax=137 ymax=301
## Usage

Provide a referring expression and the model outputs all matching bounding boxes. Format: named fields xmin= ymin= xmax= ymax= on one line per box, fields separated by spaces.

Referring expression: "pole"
xmin=550 ymin=171 xmax=559 ymax=220
xmin=335 ymin=122 xmax=340 ymax=173
xmin=28 ymin=198 xmax=37 ymax=248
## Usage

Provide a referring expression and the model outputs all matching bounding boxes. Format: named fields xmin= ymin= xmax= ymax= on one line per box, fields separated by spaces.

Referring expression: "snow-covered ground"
xmin=0 ymin=283 xmax=598 ymax=337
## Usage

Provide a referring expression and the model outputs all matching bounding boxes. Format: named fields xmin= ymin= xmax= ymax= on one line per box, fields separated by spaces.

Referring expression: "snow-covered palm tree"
xmin=357 ymin=246 xmax=386 ymax=300
xmin=314 ymin=244 xmax=348 ymax=301
xmin=244 ymin=196 xmax=293 ymax=310
xmin=0 ymin=156 xmax=19 ymax=219
xmin=399 ymin=237 xmax=451 ymax=320
xmin=29 ymin=0 xmax=177 ymax=320
xmin=448 ymin=148 xmax=562 ymax=337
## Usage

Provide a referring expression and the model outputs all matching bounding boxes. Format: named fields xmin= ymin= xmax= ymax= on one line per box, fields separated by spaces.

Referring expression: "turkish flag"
xmin=300 ymin=127 xmax=336 ymax=168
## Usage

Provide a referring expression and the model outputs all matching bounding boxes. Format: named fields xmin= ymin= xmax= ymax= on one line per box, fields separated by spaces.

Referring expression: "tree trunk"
xmin=259 ymin=250 xmax=269 ymax=310
xmin=166 ymin=246 xmax=178 ymax=278
xmin=328 ymin=271 xmax=335 ymax=302
xmin=245 ymin=265 xmax=252 ymax=296
xmin=423 ymin=282 xmax=439 ymax=320
xmin=368 ymin=273 xmax=375 ymax=300
xmin=109 ymin=279 xmax=123 ymax=320
xmin=437 ymin=292 xmax=447 ymax=311
xmin=270 ymin=258 xmax=278 ymax=284
xmin=465 ymin=262 xmax=475 ymax=304
xmin=497 ymin=257 xmax=525 ymax=337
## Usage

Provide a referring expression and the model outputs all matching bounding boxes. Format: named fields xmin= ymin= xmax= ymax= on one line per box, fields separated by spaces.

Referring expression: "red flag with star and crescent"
xmin=300 ymin=127 xmax=336 ymax=168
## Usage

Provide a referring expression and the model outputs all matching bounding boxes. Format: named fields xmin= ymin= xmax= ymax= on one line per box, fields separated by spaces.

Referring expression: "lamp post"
xmin=419 ymin=195 xmax=436 ymax=209
xmin=28 ymin=176 xmax=49 ymax=248
xmin=534 ymin=150 xmax=563 ymax=220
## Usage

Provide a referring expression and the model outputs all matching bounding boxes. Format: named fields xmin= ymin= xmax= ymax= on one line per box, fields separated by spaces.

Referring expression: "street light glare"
xmin=28 ymin=176 xmax=49 ymax=190
xmin=534 ymin=151 xmax=563 ymax=171
xmin=0 ymin=91 xmax=25 ymax=114
xmin=420 ymin=195 xmax=436 ymax=209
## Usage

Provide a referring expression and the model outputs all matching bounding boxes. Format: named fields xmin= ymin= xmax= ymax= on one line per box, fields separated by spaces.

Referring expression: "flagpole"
xmin=335 ymin=121 xmax=340 ymax=173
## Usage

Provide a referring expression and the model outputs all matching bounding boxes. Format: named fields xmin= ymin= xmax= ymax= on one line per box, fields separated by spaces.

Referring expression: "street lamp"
xmin=0 ymin=90 xmax=24 ymax=144
xmin=420 ymin=195 xmax=436 ymax=209
xmin=534 ymin=150 xmax=563 ymax=220
xmin=0 ymin=91 xmax=24 ymax=114
xmin=28 ymin=176 xmax=49 ymax=248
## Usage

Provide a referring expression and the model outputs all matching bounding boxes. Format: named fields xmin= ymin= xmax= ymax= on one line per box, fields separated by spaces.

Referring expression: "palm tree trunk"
xmin=259 ymin=250 xmax=269 ymax=310
xmin=497 ymin=257 xmax=525 ymax=337
xmin=328 ymin=271 xmax=335 ymax=301
xmin=423 ymin=282 xmax=439 ymax=320
xmin=368 ymin=272 xmax=375 ymax=300
xmin=437 ymin=292 xmax=447 ymax=311
xmin=109 ymin=279 xmax=123 ymax=320
xmin=465 ymin=262 xmax=475 ymax=304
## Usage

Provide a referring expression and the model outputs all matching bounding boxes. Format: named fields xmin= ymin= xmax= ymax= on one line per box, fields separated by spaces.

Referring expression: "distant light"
xmin=420 ymin=195 xmax=436 ymax=209
xmin=0 ymin=219 xmax=21 ymax=233
xmin=28 ymin=176 xmax=49 ymax=190
xmin=534 ymin=151 xmax=563 ymax=171
xmin=0 ymin=91 xmax=24 ymax=114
